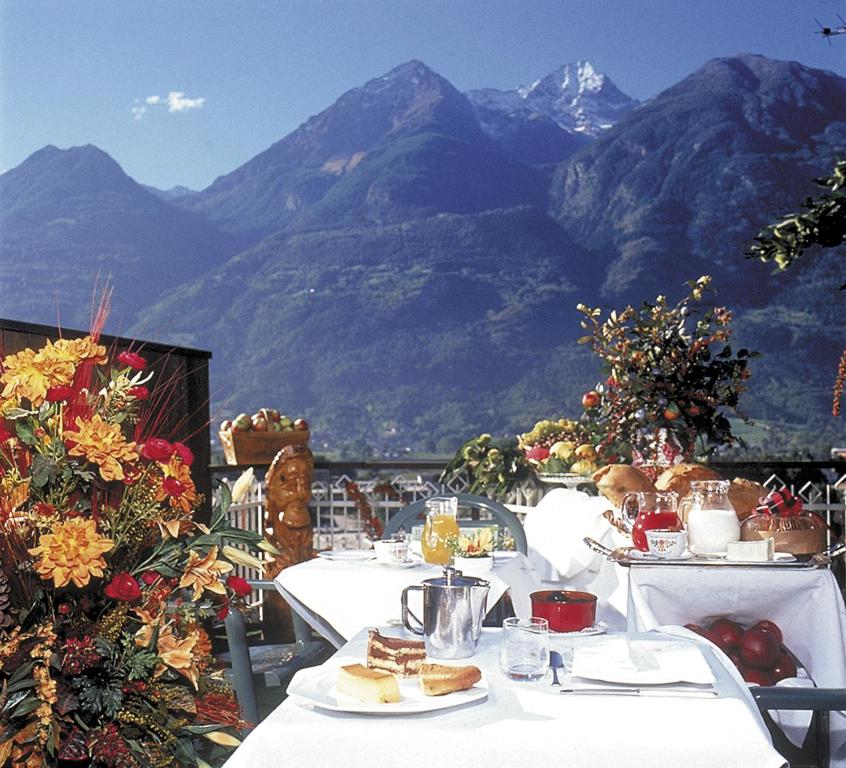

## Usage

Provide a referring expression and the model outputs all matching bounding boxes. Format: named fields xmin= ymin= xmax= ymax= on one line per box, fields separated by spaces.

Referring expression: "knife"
xmin=560 ymin=686 xmax=718 ymax=698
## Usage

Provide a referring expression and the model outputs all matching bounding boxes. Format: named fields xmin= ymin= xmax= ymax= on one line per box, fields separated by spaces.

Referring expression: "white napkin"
xmin=571 ymin=637 xmax=715 ymax=685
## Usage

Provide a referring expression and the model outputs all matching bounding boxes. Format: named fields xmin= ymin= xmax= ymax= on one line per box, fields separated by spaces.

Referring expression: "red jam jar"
xmin=530 ymin=590 xmax=597 ymax=632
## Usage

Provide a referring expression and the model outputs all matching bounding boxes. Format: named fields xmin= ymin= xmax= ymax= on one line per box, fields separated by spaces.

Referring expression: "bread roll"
xmin=419 ymin=663 xmax=481 ymax=696
xmin=728 ymin=477 xmax=767 ymax=521
xmin=592 ymin=465 xmax=655 ymax=508
xmin=654 ymin=463 xmax=724 ymax=502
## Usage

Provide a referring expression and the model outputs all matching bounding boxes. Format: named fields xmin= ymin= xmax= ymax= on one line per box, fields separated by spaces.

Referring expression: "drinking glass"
xmin=421 ymin=498 xmax=459 ymax=565
xmin=500 ymin=617 xmax=550 ymax=681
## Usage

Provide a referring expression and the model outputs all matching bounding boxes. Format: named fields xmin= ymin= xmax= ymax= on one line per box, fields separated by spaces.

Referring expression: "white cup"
xmin=645 ymin=529 xmax=688 ymax=559
xmin=373 ymin=539 xmax=409 ymax=564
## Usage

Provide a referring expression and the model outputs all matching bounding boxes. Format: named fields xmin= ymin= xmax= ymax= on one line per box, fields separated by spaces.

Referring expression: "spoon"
xmin=549 ymin=650 xmax=564 ymax=686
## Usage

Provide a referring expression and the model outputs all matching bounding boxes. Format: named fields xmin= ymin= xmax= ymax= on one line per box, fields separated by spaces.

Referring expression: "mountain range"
xmin=1 ymin=54 xmax=843 ymax=457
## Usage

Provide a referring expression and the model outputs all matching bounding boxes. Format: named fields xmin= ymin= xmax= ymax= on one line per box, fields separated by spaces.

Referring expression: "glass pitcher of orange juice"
xmin=421 ymin=498 xmax=460 ymax=565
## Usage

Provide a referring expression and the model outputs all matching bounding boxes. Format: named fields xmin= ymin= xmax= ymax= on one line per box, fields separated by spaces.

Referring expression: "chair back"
xmin=383 ymin=493 xmax=527 ymax=555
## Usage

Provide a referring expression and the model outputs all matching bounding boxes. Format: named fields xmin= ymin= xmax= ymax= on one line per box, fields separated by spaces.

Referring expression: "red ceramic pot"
xmin=530 ymin=590 xmax=597 ymax=633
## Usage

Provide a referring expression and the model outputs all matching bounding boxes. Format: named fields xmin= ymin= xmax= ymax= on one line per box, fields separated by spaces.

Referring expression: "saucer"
xmin=628 ymin=549 xmax=695 ymax=562
xmin=552 ymin=621 xmax=608 ymax=637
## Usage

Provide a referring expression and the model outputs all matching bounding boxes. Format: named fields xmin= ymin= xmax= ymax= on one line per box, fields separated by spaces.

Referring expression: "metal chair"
xmin=383 ymin=492 xmax=528 ymax=555
xmin=750 ymin=686 xmax=846 ymax=767
xmin=222 ymin=579 xmax=332 ymax=726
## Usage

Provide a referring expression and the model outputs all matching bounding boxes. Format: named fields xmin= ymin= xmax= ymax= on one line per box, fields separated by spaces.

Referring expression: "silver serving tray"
xmin=583 ymin=537 xmax=826 ymax=569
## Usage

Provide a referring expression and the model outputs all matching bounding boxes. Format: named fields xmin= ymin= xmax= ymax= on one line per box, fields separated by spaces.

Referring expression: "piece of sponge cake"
xmin=337 ymin=663 xmax=401 ymax=704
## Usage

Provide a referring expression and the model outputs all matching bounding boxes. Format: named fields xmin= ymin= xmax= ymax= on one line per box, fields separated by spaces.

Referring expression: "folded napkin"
xmin=571 ymin=637 xmax=715 ymax=686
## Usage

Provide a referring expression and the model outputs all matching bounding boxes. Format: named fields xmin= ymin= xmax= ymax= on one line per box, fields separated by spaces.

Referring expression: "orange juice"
xmin=421 ymin=513 xmax=460 ymax=565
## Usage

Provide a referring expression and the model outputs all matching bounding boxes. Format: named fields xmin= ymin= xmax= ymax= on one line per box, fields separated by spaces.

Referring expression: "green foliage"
xmin=440 ymin=434 xmax=532 ymax=498
xmin=748 ymin=160 xmax=846 ymax=278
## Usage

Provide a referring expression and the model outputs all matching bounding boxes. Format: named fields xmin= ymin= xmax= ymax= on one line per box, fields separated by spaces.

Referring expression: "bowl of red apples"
xmin=686 ymin=618 xmax=801 ymax=686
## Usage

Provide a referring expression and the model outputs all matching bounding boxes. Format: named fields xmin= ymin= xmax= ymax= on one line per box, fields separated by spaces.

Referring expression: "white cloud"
xmin=145 ymin=95 xmax=161 ymax=105
xmin=167 ymin=91 xmax=205 ymax=113
xmin=131 ymin=103 xmax=147 ymax=121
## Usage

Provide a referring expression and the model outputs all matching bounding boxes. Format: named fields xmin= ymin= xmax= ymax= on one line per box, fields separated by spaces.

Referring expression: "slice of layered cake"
xmin=337 ymin=664 xmax=401 ymax=704
xmin=367 ymin=628 xmax=427 ymax=677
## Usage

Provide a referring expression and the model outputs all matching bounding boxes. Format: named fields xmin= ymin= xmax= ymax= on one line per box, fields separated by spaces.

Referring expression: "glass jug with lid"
xmin=421 ymin=497 xmax=460 ymax=565
xmin=680 ymin=480 xmax=739 ymax=555
xmin=621 ymin=491 xmax=681 ymax=552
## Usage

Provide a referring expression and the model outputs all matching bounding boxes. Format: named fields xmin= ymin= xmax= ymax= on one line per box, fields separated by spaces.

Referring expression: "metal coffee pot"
xmin=401 ymin=567 xmax=490 ymax=659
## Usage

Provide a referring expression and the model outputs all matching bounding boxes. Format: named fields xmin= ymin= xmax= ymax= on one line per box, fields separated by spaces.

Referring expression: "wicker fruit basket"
xmin=219 ymin=428 xmax=309 ymax=465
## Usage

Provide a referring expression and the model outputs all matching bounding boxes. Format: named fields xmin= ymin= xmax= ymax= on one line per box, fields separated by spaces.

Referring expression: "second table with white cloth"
xmin=274 ymin=551 xmax=543 ymax=647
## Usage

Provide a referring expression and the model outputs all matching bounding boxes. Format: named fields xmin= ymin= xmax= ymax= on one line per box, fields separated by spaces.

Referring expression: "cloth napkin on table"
xmin=571 ymin=636 xmax=715 ymax=685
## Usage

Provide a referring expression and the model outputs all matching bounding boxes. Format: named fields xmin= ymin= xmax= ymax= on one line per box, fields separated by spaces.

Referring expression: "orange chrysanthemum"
xmin=155 ymin=455 xmax=198 ymax=514
xmin=56 ymin=336 xmax=108 ymax=366
xmin=28 ymin=518 xmax=113 ymax=588
xmin=0 ymin=348 xmax=53 ymax=408
xmin=178 ymin=546 xmax=232 ymax=601
xmin=64 ymin=414 xmax=138 ymax=481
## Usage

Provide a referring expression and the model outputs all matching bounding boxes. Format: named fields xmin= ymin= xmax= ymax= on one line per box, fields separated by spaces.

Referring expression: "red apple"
xmin=771 ymin=652 xmax=798 ymax=682
xmin=684 ymin=623 xmax=707 ymax=637
xmin=581 ymin=390 xmax=600 ymax=409
xmin=293 ymin=418 xmax=309 ymax=431
xmin=708 ymin=618 xmax=744 ymax=650
xmin=220 ymin=419 xmax=233 ymax=432
xmin=739 ymin=627 xmax=781 ymax=670
xmin=232 ymin=413 xmax=252 ymax=432
xmin=752 ymin=620 xmax=783 ymax=645
xmin=525 ymin=446 xmax=550 ymax=461
xmin=741 ymin=666 xmax=774 ymax=686
xmin=251 ymin=414 xmax=268 ymax=432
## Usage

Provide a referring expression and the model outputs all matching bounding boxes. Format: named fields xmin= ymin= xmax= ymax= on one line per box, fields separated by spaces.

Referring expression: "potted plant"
xmin=447 ymin=526 xmax=496 ymax=576
xmin=577 ymin=275 xmax=757 ymax=476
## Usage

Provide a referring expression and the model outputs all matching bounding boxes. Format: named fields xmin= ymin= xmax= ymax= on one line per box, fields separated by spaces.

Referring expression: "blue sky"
xmin=2 ymin=0 xmax=845 ymax=190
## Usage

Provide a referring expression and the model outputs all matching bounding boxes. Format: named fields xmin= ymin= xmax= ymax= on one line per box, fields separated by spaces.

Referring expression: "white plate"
xmin=364 ymin=556 xmax=423 ymax=569
xmin=552 ymin=621 xmax=608 ymax=637
xmin=317 ymin=550 xmax=375 ymax=563
xmin=627 ymin=549 xmax=695 ymax=562
xmin=287 ymin=665 xmax=489 ymax=714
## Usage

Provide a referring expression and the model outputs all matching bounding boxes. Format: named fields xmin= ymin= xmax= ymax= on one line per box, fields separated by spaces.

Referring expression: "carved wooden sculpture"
xmin=263 ymin=443 xmax=315 ymax=641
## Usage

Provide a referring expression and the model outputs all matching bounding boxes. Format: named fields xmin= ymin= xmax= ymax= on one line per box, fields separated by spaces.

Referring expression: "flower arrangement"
xmin=577 ymin=276 xmax=757 ymax=463
xmin=0 ymin=332 xmax=270 ymax=767
xmin=446 ymin=526 xmax=496 ymax=558
xmin=439 ymin=434 xmax=533 ymax=498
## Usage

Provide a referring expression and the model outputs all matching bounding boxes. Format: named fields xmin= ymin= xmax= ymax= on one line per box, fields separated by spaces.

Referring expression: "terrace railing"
xmin=213 ymin=459 xmax=846 ymax=583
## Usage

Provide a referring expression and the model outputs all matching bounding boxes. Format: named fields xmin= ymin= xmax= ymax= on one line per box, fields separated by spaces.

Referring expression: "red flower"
xmin=46 ymin=385 xmax=76 ymax=402
xmin=127 ymin=385 xmax=149 ymax=400
xmin=171 ymin=441 xmax=194 ymax=466
xmin=162 ymin=476 xmax=187 ymax=497
xmin=141 ymin=438 xmax=172 ymax=462
xmin=123 ymin=464 xmax=141 ymax=485
xmin=140 ymin=570 xmax=160 ymax=585
xmin=217 ymin=601 xmax=230 ymax=620
xmin=117 ymin=351 xmax=147 ymax=370
xmin=227 ymin=575 xmax=253 ymax=597
xmin=104 ymin=572 xmax=142 ymax=602
xmin=0 ymin=422 xmax=13 ymax=442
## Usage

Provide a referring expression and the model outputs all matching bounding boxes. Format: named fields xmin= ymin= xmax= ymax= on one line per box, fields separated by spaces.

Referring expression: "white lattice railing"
xmin=214 ymin=464 xmax=846 ymax=578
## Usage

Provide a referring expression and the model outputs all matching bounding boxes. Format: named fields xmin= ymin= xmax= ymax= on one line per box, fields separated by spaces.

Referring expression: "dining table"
xmin=273 ymin=551 xmax=543 ymax=647
xmin=221 ymin=624 xmax=788 ymax=768
xmin=626 ymin=561 xmax=846 ymax=765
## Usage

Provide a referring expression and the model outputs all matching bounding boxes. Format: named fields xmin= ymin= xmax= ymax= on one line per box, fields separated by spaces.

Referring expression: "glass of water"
xmin=500 ymin=617 xmax=550 ymax=681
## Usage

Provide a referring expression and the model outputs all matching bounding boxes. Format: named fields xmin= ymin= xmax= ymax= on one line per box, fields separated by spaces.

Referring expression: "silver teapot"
xmin=401 ymin=567 xmax=490 ymax=659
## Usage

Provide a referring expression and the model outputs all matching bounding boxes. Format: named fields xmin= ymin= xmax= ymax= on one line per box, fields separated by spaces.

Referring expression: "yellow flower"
xmin=155 ymin=455 xmax=198 ymax=514
xmin=134 ymin=616 xmax=201 ymax=688
xmin=0 ymin=348 xmax=51 ymax=407
xmin=55 ymin=336 xmax=108 ymax=366
xmin=64 ymin=414 xmax=138 ymax=482
xmin=28 ymin=518 xmax=113 ymax=588
xmin=178 ymin=546 xmax=232 ymax=601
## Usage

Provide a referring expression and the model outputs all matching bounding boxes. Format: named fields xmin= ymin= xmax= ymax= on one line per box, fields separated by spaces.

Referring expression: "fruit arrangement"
xmin=518 ymin=418 xmax=599 ymax=476
xmin=686 ymin=618 xmax=801 ymax=686
xmin=221 ymin=408 xmax=309 ymax=433
xmin=219 ymin=408 xmax=309 ymax=465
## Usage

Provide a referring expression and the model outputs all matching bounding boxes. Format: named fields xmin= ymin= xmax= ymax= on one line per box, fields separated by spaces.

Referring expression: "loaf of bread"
xmin=654 ymin=463 xmax=724 ymax=506
xmin=592 ymin=465 xmax=655 ymax=508
xmin=337 ymin=663 xmax=401 ymax=703
xmin=728 ymin=477 xmax=767 ymax=521
xmin=419 ymin=663 xmax=482 ymax=696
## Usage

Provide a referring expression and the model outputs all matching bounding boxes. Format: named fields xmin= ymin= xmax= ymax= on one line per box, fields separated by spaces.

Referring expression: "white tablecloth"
xmin=627 ymin=564 xmax=846 ymax=764
xmin=274 ymin=553 xmax=543 ymax=647
xmin=222 ymin=627 xmax=787 ymax=768
xmin=522 ymin=488 xmax=630 ymax=629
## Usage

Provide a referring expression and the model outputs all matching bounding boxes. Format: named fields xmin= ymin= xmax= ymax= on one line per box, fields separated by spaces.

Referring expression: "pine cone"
xmin=0 ymin=569 xmax=16 ymax=630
